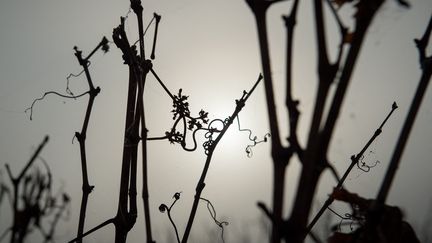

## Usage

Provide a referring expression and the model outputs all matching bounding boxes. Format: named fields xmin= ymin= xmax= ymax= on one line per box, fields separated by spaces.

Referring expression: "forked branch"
xmin=305 ymin=102 xmax=398 ymax=238
xmin=181 ymin=74 xmax=263 ymax=243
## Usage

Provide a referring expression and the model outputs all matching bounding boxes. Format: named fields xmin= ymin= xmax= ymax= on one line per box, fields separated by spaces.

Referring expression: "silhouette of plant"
xmin=245 ymin=0 xmax=428 ymax=242
xmin=26 ymin=36 xmax=108 ymax=243
xmin=22 ymin=0 xmax=431 ymax=242
xmin=306 ymin=102 xmax=398 ymax=236
xmin=0 ymin=136 xmax=70 ymax=243
xmin=159 ymin=192 xmax=182 ymax=243
xmin=21 ymin=1 xmax=264 ymax=243
xmin=149 ymin=72 xmax=263 ymax=243
xmin=158 ymin=193 xmax=229 ymax=243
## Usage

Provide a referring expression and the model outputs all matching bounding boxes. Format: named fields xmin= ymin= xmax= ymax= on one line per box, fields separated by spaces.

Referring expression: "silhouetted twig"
xmin=305 ymin=102 xmax=398 ymax=238
xmin=26 ymin=35 xmax=107 ymax=243
xmin=110 ymin=3 xmax=161 ymax=240
xmin=159 ymin=192 xmax=182 ymax=243
xmin=111 ymin=16 xmax=141 ymax=243
xmin=181 ymin=74 xmax=263 ymax=243
xmin=150 ymin=13 xmax=161 ymax=60
xmin=25 ymin=91 xmax=90 ymax=120
xmin=2 ymin=137 xmax=71 ymax=243
xmin=285 ymin=1 xmax=387 ymax=242
xmin=69 ymin=37 xmax=107 ymax=243
xmin=363 ymin=12 xmax=432 ymax=240
xmin=68 ymin=218 xmax=114 ymax=243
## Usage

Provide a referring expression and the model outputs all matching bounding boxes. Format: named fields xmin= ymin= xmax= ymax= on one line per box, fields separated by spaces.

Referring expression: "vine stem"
xmin=72 ymin=38 xmax=105 ymax=243
xmin=286 ymin=2 xmax=385 ymax=242
xmin=180 ymin=75 xmax=262 ymax=243
xmin=304 ymin=102 xmax=398 ymax=238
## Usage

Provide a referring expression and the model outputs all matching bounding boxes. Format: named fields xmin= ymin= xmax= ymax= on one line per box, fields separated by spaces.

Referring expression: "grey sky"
xmin=1 ymin=0 xmax=431 ymax=242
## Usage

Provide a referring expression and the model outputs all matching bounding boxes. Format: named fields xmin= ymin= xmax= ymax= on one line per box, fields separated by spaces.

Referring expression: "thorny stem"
xmin=305 ymin=102 xmax=398 ymax=238
xmin=181 ymin=75 xmax=262 ymax=243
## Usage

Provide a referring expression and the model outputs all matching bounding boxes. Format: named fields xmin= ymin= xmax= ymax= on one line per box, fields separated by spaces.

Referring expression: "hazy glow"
xmin=1 ymin=0 xmax=431 ymax=242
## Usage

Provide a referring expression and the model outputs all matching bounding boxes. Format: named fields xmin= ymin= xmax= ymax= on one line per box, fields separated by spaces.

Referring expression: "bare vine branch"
xmin=181 ymin=74 xmax=263 ymax=243
xmin=305 ymin=102 xmax=397 ymax=238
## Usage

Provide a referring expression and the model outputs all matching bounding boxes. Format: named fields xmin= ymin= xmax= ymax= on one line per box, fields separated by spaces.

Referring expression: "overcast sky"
xmin=1 ymin=0 xmax=431 ymax=242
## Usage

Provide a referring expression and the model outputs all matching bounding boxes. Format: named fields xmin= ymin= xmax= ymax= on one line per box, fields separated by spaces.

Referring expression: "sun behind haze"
xmin=0 ymin=0 xmax=431 ymax=242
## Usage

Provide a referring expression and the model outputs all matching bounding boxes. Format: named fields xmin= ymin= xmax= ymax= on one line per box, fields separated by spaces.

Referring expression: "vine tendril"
xmin=200 ymin=197 xmax=229 ymax=243
xmin=236 ymin=115 xmax=270 ymax=157
xmin=25 ymin=91 xmax=91 ymax=120
xmin=65 ymin=61 xmax=91 ymax=97
xmin=356 ymin=151 xmax=380 ymax=172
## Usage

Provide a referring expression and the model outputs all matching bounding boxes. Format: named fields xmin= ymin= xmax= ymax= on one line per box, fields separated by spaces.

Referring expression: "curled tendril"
xmin=25 ymin=91 xmax=90 ymax=120
xmin=237 ymin=116 xmax=271 ymax=158
xmin=328 ymin=207 xmax=363 ymax=233
xmin=148 ymin=89 xmax=226 ymax=154
xmin=66 ymin=61 xmax=91 ymax=97
xmin=201 ymin=119 xmax=226 ymax=154
xmin=357 ymin=154 xmax=380 ymax=172
xmin=159 ymin=192 xmax=182 ymax=243
xmin=200 ymin=197 xmax=229 ymax=243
